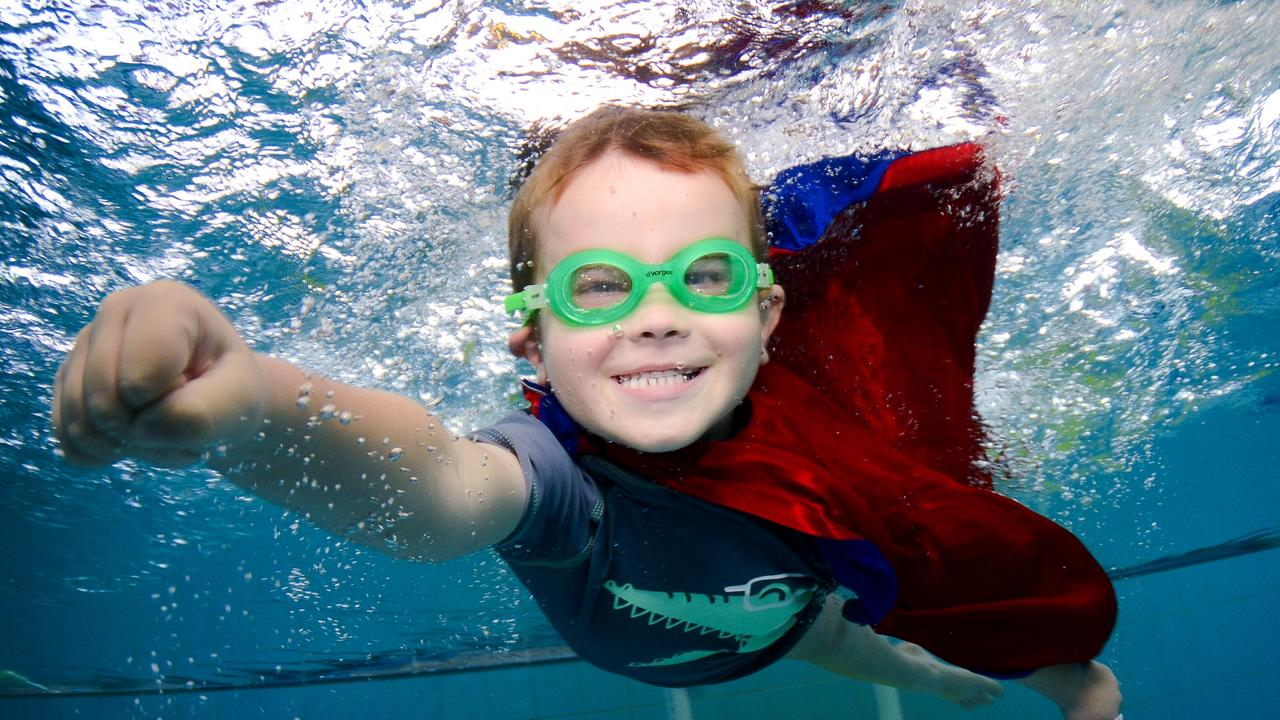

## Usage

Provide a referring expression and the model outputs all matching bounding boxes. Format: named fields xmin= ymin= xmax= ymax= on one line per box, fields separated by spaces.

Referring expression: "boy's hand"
xmin=52 ymin=280 xmax=266 ymax=467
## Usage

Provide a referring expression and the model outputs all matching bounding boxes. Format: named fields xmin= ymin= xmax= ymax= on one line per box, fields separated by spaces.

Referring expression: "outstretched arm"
xmin=788 ymin=595 xmax=1122 ymax=719
xmin=785 ymin=594 xmax=1003 ymax=709
xmin=52 ymin=280 xmax=527 ymax=562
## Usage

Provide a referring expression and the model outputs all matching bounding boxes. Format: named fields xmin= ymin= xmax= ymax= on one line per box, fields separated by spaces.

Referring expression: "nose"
xmin=625 ymin=284 xmax=691 ymax=341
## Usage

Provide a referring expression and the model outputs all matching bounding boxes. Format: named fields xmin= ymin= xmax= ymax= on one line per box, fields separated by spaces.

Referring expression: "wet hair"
xmin=507 ymin=106 xmax=764 ymax=292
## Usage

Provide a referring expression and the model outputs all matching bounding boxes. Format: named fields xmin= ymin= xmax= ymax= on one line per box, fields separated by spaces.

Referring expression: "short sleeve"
xmin=469 ymin=412 xmax=601 ymax=565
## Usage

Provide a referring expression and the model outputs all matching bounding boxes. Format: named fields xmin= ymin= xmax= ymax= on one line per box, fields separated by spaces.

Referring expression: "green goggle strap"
xmin=504 ymin=238 xmax=773 ymax=327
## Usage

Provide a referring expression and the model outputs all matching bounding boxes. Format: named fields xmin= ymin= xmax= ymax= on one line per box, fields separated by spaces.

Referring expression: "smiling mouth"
xmin=613 ymin=367 xmax=705 ymax=389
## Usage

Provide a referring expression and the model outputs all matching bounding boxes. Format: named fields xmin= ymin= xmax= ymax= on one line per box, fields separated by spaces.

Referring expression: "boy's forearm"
xmin=209 ymin=354 xmax=524 ymax=561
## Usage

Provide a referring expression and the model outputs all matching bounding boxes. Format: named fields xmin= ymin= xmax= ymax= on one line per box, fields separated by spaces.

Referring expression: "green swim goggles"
xmin=504 ymin=237 xmax=774 ymax=327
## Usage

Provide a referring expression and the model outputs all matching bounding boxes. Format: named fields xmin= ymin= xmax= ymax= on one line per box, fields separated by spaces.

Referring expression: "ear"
xmin=758 ymin=285 xmax=785 ymax=365
xmin=507 ymin=323 xmax=547 ymax=380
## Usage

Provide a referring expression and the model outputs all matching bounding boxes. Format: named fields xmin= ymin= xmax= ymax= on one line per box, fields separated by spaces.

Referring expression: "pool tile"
xmin=719 ymin=688 xmax=774 ymax=720
xmin=576 ymin=662 xmax=637 ymax=713
xmin=528 ymin=661 xmax=582 ymax=716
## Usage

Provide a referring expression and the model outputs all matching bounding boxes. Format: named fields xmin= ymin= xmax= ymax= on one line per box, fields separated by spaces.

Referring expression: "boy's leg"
xmin=786 ymin=594 xmax=1003 ymax=709
xmin=1014 ymin=661 xmax=1122 ymax=720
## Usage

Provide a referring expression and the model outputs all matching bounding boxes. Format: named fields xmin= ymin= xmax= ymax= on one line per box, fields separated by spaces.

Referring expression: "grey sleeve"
xmin=469 ymin=412 xmax=602 ymax=566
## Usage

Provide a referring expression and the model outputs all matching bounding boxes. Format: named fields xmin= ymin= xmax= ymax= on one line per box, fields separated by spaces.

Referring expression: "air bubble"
xmin=609 ymin=324 xmax=624 ymax=339
xmin=387 ymin=447 xmax=404 ymax=462
xmin=338 ymin=411 xmax=353 ymax=425
xmin=319 ymin=404 xmax=336 ymax=419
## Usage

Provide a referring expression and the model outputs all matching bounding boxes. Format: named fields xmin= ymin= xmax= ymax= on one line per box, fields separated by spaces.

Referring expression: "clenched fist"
xmin=52 ymin=280 xmax=266 ymax=467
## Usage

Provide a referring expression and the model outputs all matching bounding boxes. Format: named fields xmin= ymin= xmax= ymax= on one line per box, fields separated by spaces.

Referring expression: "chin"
xmin=597 ymin=422 xmax=705 ymax=454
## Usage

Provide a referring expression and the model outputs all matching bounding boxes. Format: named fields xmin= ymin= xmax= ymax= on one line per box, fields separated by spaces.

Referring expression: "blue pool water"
xmin=2 ymin=1 xmax=1278 ymax=718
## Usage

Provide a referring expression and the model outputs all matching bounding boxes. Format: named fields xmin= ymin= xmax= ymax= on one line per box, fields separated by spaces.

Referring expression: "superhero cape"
xmin=525 ymin=143 xmax=1116 ymax=675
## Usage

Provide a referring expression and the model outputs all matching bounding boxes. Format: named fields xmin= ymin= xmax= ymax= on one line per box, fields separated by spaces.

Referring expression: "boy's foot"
xmin=1016 ymin=660 xmax=1122 ymax=720
xmin=1061 ymin=662 xmax=1122 ymax=720
xmin=899 ymin=642 xmax=1004 ymax=708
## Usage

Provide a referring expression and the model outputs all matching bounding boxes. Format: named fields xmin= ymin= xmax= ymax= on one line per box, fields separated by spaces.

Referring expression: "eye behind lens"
xmin=570 ymin=263 xmax=633 ymax=309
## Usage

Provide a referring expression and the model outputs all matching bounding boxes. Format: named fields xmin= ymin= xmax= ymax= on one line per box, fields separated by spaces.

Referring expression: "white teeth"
xmin=615 ymin=368 xmax=700 ymax=389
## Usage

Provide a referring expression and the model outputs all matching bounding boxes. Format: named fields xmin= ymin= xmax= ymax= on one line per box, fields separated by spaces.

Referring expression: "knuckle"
xmin=60 ymin=420 xmax=112 ymax=466
xmin=64 ymin=418 xmax=91 ymax=443
xmin=83 ymin=388 xmax=125 ymax=427
xmin=149 ymin=279 xmax=194 ymax=300
xmin=116 ymin=367 xmax=163 ymax=406
xmin=96 ymin=288 xmax=133 ymax=316
xmin=57 ymin=393 xmax=83 ymax=430
xmin=83 ymin=386 xmax=115 ymax=413
xmin=70 ymin=325 xmax=93 ymax=351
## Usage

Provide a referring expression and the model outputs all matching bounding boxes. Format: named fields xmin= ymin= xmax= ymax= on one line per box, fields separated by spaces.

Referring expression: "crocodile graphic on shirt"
xmin=603 ymin=574 xmax=820 ymax=667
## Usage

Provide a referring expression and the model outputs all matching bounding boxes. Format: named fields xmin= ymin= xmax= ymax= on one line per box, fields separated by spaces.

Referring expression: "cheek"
xmin=539 ymin=326 xmax=611 ymax=381
xmin=716 ymin=316 xmax=766 ymax=355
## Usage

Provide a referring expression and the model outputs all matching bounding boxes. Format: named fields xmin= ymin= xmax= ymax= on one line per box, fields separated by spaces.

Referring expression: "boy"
xmin=52 ymin=107 xmax=1120 ymax=718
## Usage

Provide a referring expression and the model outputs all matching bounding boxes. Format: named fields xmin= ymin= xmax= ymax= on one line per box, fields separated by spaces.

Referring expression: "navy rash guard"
xmin=472 ymin=412 xmax=833 ymax=688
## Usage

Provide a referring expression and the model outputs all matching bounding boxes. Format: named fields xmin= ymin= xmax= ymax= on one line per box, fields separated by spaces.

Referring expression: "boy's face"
xmin=515 ymin=150 xmax=784 ymax=452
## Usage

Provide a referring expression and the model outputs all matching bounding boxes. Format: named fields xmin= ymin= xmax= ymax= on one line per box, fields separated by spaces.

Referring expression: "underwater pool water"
xmin=1 ymin=0 xmax=1278 ymax=718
